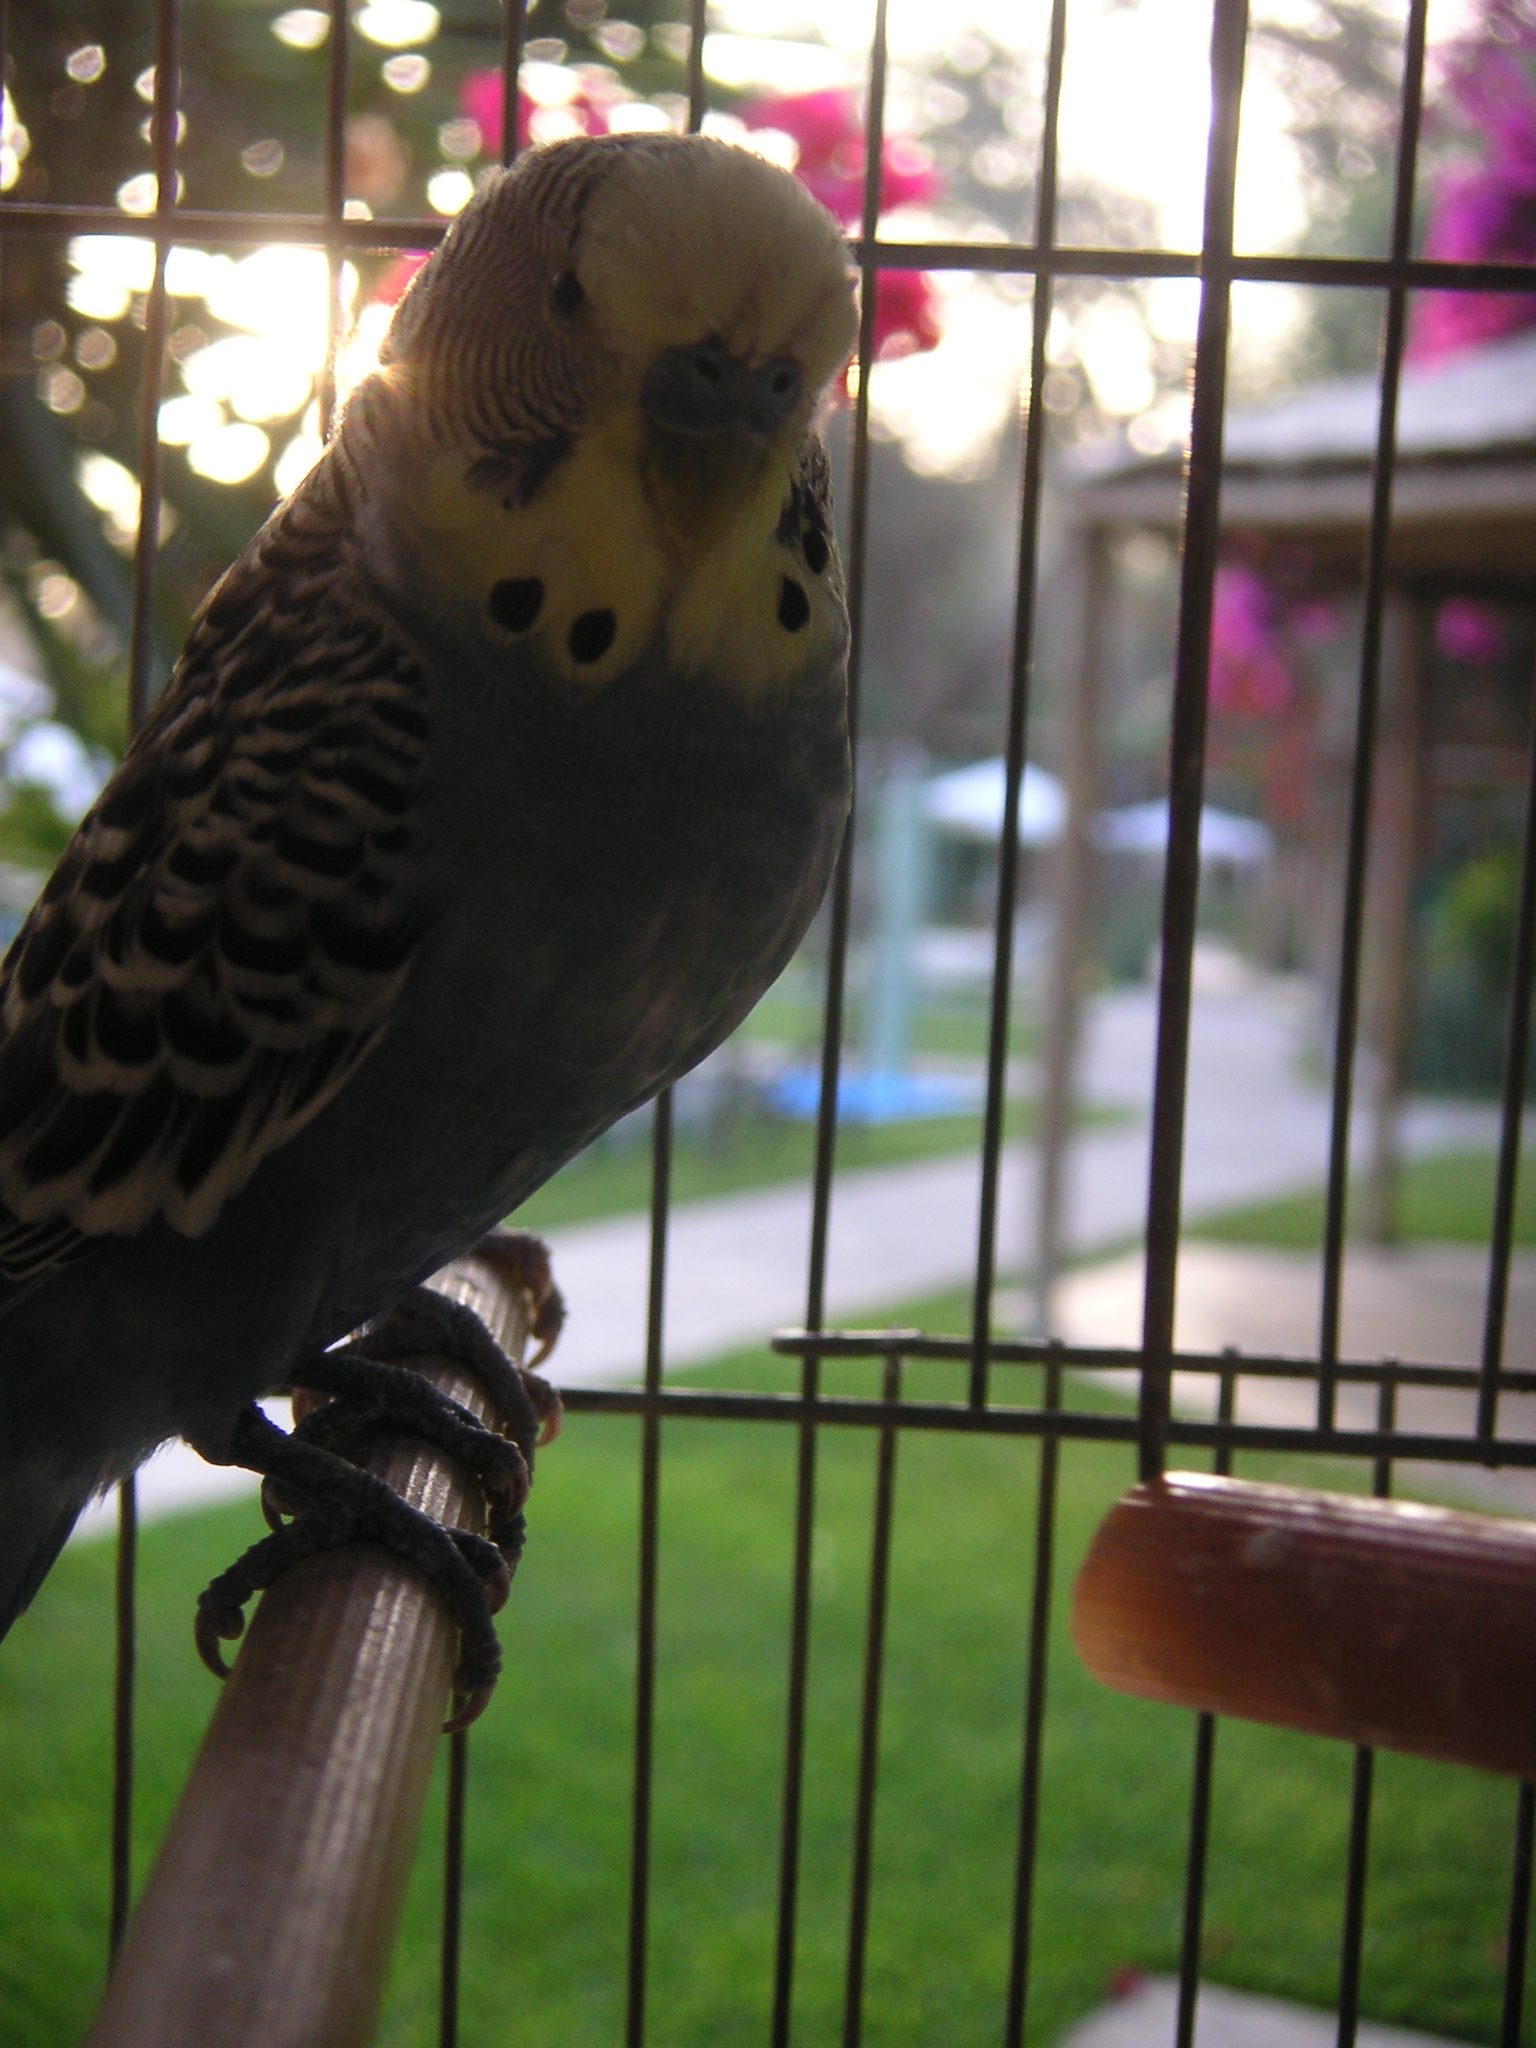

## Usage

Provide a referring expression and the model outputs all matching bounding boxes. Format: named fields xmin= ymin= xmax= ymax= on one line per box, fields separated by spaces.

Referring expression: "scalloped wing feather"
xmin=0 ymin=456 xmax=427 ymax=1299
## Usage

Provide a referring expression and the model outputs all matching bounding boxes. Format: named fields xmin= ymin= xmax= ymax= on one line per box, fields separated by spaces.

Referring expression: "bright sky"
xmin=707 ymin=0 xmax=1319 ymax=472
xmin=61 ymin=1 xmax=1482 ymax=491
xmin=706 ymin=0 xmax=1477 ymax=477
xmin=711 ymin=0 xmax=1313 ymax=252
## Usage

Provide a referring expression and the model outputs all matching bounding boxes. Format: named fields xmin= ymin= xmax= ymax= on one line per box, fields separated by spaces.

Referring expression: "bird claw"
xmin=472 ymin=1229 xmax=567 ymax=1377
xmin=448 ymin=1526 xmax=512 ymax=1615
xmin=192 ymin=1289 xmax=546 ymax=1722
xmin=443 ymin=1684 xmax=496 ymax=1736
xmin=469 ymin=1230 xmax=567 ymax=1439
xmin=194 ymin=1586 xmax=247 ymax=1679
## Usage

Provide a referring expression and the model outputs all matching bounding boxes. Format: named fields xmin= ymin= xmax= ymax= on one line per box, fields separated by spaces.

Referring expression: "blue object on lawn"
xmin=768 ymin=1065 xmax=983 ymax=1124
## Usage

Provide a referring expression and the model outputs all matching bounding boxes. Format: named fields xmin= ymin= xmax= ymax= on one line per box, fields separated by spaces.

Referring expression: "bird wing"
xmin=0 ymin=459 xmax=429 ymax=1305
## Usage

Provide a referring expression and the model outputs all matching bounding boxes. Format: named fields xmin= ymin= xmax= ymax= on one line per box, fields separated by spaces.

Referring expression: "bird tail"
xmin=0 ymin=1471 xmax=87 ymax=1644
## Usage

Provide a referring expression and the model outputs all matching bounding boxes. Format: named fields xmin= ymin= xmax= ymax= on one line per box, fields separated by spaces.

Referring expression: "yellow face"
xmin=415 ymin=410 xmax=844 ymax=696
xmin=402 ymin=136 xmax=857 ymax=697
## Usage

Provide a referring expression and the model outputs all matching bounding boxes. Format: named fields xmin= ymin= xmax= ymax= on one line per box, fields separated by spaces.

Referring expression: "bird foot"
xmin=192 ymin=1286 xmax=548 ymax=1730
xmin=466 ymin=1228 xmax=567 ymax=1433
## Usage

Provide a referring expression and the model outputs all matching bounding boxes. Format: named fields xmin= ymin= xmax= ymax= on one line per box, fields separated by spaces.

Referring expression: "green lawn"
xmin=1 ymin=1290 xmax=1527 ymax=2046
xmin=516 ymin=1098 xmax=1046 ymax=1231
xmin=510 ymin=969 xmax=1046 ymax=1232
xmin=742 ymin=979 xmax=1039 ymax=1066
xmin=1195 ymin=1149 xmax=1536 ymax=1252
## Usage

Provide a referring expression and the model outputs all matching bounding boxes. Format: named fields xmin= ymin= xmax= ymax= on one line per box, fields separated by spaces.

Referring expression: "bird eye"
xmin=551 ymin=269 xmax=585 ymax=317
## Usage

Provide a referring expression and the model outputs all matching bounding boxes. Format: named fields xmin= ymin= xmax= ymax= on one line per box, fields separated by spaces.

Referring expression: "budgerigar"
xmin=0 ymin=133 xmax=856 ymax=1687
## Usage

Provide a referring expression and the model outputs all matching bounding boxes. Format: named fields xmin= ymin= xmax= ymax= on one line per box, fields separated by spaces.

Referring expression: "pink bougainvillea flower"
xmin=740 ymin=89 xmax=941 ymax=223
xmin=373 ymin=250 xmax=429 ymax=305
xmin=1409 ymin=0 xmax=1536 ymax=361
xmin=1205 ymin=561 xmax=1321 ymax=828
xmin=459 ymin=68 xmax=521 ymax=157
xmin=459 ymin=63 xmax=629 ymax=158
xmin=1208 ymin=565 xmax=1293 ymax=716
xmin=1292 ymin=598 xmax=1342 ymax=645
xmin=861 ymin=266 xmax=944 ymax=359
xmin=1436 ymin=596 xmax=1509 ymax=664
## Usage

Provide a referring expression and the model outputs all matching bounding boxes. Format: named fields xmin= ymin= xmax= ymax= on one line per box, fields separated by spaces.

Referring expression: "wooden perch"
xmin=86 ymin=1238 xmax=552 ymax=2048
xmin=1072 ymin=1472 xmax=1536 ymax=1779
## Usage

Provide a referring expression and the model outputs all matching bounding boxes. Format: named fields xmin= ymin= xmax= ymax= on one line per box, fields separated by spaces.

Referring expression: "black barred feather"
xmin=0 ymin=453 xmax=426 ymax=1296
xmin=380 ymin=136 xmax=614 ymax=482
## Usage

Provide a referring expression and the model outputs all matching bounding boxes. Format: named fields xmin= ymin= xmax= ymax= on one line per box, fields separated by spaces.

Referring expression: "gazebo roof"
xmin=1075 ymin=328 xmax=1536 ymax=594
xmin=1224 ymin=327 xmax=1536 ymax=467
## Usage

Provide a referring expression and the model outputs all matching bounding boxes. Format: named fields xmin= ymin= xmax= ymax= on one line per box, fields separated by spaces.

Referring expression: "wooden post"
xmin=85 ymin=1246 xmax=540 ymax=2048
xmin=1034 ymin=523 xmax=1109 ymax=1330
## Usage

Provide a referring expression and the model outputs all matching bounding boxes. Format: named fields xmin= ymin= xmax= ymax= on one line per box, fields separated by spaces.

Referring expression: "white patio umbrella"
xmin=921 ymin=757 xmax=1067 ymax=844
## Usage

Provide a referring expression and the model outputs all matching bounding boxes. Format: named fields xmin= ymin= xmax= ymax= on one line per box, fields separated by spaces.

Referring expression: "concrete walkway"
xmin=1057 ymin=1240 xmax=1536 ymax=1376
xmin=1057 ymin=1239 xmax=1536 ymax=1513
xmin=78 ymin=980 xmax=1508 ymax=1532
xmin=1060 ymin=1976 xmax=1470 ymax=2048
xmin=533 ymin=982 xmax=1496 ymax=1384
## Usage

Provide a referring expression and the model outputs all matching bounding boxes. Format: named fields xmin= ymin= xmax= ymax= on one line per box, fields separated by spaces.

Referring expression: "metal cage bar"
xmin=1002 ymin=1351 xmax=1065 ymax=2048
xmin=1172 ymin=1362 xmax=1237 ymax=2048
xmin=624 ymin=1086 xmax=672 ymax=2047
xmin=1333 ymin=1375 xmax=1399 ymax=2048
xmin=968 ymin=0 xmax=1070 ymax=1411
xmin=5 ymin=194 xmax=1536 ymax=292
xmin=438 ymin=1727 xmax=468 ymax=2048
xmin=1501 ymin=1783 xmax=1536 ymax=2048
xmin=1480 ymin=667 xmax=1536 ymax=1443
xmin=770 ymin=8 xmax=891 ymax=2040
xmin=316 ymin=0 xmax=350 ymax=436
xmin=109 ymin=1475 xmax=136 ymax=1958
xmin=839 ymin=1351 xmax=901 ymax=2048
xmin=110 ymin=0 xmax=183 ymax=1957
xmin=1138 ymin=0 xmax=1249 ymax=1482
xmin=1316 ymin=0 xmax=1428 ymax=1425
xmin=626 ymin=12 xmax=707 ymax=2037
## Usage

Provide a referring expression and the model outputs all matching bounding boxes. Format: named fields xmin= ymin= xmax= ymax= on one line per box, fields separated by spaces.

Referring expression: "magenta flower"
xmin=1209 ymin=565 xmax=1293 ymax=717
xmin=459 ymin=68 xmax=523 ymax=158
xmin=1409 ymin=0 xmax=1536 ymax=361
xmin=373 ymin=250 xmax=429 ymax=304
xmin=459 ymin=67 xmax=619 ymax=158
xmin=1204 ymin=561 xmax=1326 ymax=829
xmin=1436 ymin=596 xmax=1509 ymax=664
xmin=739 ymin=89 xmax=941 ymax=223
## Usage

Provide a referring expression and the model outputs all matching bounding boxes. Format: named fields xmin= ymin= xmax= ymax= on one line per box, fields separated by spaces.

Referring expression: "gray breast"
xmin=270 ymin=626 xmax=849 ymax=1346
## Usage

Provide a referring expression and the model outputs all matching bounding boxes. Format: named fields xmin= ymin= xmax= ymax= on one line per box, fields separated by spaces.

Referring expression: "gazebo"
xmin=1034 ymin=329 xmax=1536 ymax=1312
xmin=1084 ymin=325 xmax=1536 ymax=591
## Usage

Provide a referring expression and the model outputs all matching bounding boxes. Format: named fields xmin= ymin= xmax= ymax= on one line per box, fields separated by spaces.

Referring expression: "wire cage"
xmin=4 ymin=0 xmax=1536 ymax=2041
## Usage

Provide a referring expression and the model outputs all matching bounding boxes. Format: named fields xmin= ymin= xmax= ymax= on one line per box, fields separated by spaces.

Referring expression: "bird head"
xmin=568 ymin=136 xmax=857 ymax=536
xmin=369 ymin=134 xmax=858 ymax=691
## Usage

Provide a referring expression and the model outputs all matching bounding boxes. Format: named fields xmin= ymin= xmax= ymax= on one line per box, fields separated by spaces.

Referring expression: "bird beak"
xmin=641 ymin=339 xmax=803 ymax=442
xmin=638 ymin=339 xmax=804 ymax=549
